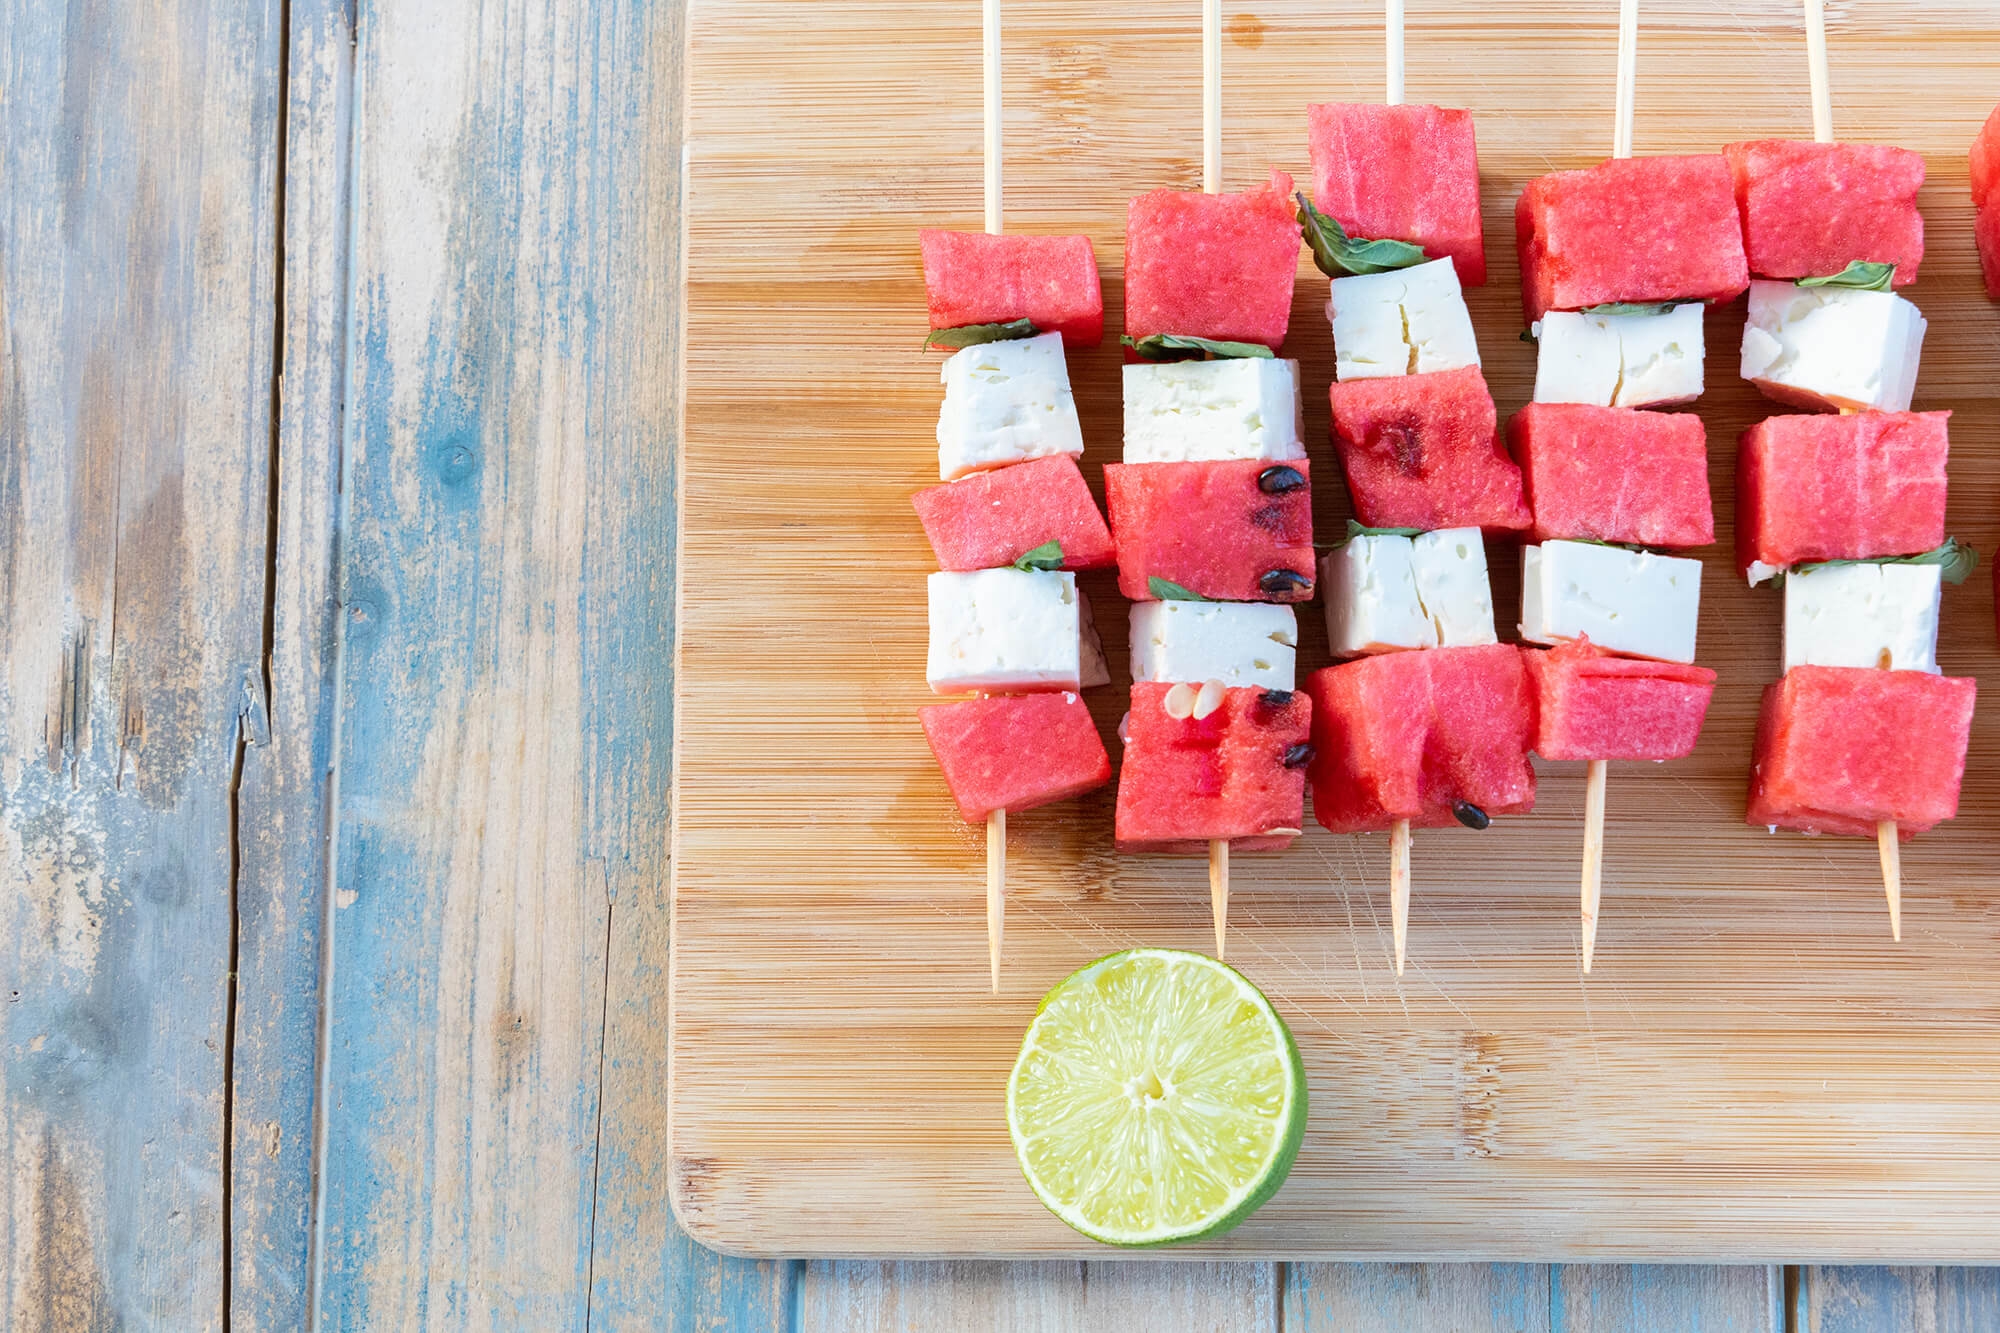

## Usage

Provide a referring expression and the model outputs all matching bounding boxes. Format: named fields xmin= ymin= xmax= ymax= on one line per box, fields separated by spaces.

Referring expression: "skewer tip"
xmin=1877 ymin=818 xmax=1901 ymax=942
xmin=1581 ymin=759 xmax=1608 ymax=976
xmin=1389 ymin=819 xmax=1412 ymax=976
xmin=987 ymin=808 xmax=1006 ymax=992
xmin=1209 ymin=838 xmax=1229 ymax=960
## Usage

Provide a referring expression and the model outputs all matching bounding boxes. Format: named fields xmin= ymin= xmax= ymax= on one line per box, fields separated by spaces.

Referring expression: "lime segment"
xmin=1006 ymin=948 xmax=1307 ymax=1246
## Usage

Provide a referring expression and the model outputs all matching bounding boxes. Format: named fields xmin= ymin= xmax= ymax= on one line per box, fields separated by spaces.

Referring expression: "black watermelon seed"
xmin=1259 ymin=568 xmax=1312 ymax=596
xmin=1257 ymin=464 xmax=1307 ymax=495
xmin=1452 ymin=800 xmax=1491 ymax=830
xmin=1258 ymin=689 xmax=1295 ymax=707
xmin=1283 ymin=743 xmax=1315 ymax=769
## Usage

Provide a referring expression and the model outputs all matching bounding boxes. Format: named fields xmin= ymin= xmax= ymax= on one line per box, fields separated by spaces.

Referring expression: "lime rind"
xmin=1006 ymin=948 xmax=1307 ymax=1247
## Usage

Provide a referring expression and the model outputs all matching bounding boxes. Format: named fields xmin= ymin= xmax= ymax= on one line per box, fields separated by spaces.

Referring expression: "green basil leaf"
xmin=1578 ymin=301 xmax=1689 ymax=318
xmin=1553 ymin=536 xmax=1654 ymax=554
xmin=1011 ymin=540 xmax=1065 ymax=573
xmin=1776 ymin=538 xmax=1977 ymax=587
xmin=1329 ymin=519 xmax=1426 ymax=549
xmin=1295 ymin=193 xmax=1429 ymax=277
xmin=1121 ymin=333 xmax=1275 ymax=362
xmin=1147 ymin=577 xmax=1212 ymax=601
xmin=925 ymin=318 xmax=1039 ymax=350
xmin=1796 ymin=260 xmax=1896 ymax=293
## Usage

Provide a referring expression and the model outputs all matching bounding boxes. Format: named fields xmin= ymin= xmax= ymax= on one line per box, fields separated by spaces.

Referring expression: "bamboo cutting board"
xmin=671 ymin=0 xmax=2000 ymax=1260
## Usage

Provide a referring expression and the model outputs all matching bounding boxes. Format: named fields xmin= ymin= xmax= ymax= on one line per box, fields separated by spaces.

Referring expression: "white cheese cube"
xmin=1078 ymin=589 xmax=1112 ymax=689
xmin=1128 ymin=601 xmax=1298 ymax=691
xmin=1740 ymin=280 xmax=1926 ymax=414
xmin=1121 ymin=358 xmax=1305 ymax=463
xmin=926 ymin=569 xmax=1082 ymax=694
xmin=1520 ymin=541 xmax=1702 ymax=663
xmin=1782 ymin=562 xmax=1941 ymax=674
xmin=1409 ymin=528 xmax=1499 ymax=647
xmin=1532 ymin=304 xmax=1705 ymax=408
xmin=1326 ymin=258 xmax=1481 ymax=381
xmin=936 ymin=332 xmax=1086 ymax=480
xmin=1320 ymin=527 xmax=1495 ymax=657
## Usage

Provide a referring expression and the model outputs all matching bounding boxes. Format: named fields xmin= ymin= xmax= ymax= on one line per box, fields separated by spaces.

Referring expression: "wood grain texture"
xmin=797 ymin=1260 xmax=1277 ymax=1332
xmin=1288 ymin=1262 xmax=1552 ymax=1331
xmin=0 ymin=1 xmax=282 ymax=1329
xmin=1799 ymin=1266 xmax=2000 ymax=1333
xmin=228 ymin=0 xmax=352 ymax=1326
xmin=672 ymin=0 xmax=2000 ymax=1260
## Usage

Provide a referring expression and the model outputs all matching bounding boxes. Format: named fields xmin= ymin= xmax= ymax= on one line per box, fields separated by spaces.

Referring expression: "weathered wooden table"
xmin=2 ymin=2 xmax=1994 ymax=1328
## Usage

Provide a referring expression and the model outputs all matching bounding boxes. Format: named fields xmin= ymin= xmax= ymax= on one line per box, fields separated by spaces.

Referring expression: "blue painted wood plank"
xmin=1287 ymin=1262 xmax=1551 ymax=1332
xmin=227 ymin=0 xmax=352 ymax=1326
xmin=0 ymin=1 xmax=283 ymax=1329
xmin=1801 ymin=1267 xmax=2000 ymax=1333
xmin=1550 ymin=1265 xmax=1780 ymax=1333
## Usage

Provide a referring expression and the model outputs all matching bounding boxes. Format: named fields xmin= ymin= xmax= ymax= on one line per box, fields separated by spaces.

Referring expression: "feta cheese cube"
xmin=1740 ymin=280 xmax=1926 ymax=413
xmin=936 ymin=331 xmax=1086 ymax=480
xmin=1782 ymin=561 xmax=1941 ymax=674
xmin=1320 ymin=527 xmax=1496 ymax=656
xmin=1078 ymin=588 xmax=1112 ymax=689
xmin=1128 ymin=601 xmax=1299 ymax=691
xmin=1121 ymin=358 xmax=1305 ymax=463
xmin=926 ymin=569 xmax=1082 ymax=694
xmin=1520 ymin=540 xmax=1702 ymax=663
xmin=1532 ymin=304 xmax=1705 ymax=408
xmin=1409 ymin=527 xmax=1499 ymax=646
xmin=1326 ymin=257 xmax=1481 ymax=381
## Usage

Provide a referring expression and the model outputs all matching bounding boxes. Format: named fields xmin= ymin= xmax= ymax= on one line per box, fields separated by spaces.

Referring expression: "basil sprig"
xmin=1776 ymin=538 xmax=1977 ymax=587
xmin=1296 ymin=193 xmax=1429 ymax=278
xmin=1578 ymin=300 xmax=1688 ymax=318
xmin=1122 ymin=333 xmax=1274 ymax=362
xmin=1010 ymin=540 xmax=1065 ymax=573
xmin=1148 ymin=577 xmax=1212 ymax=601
xmin=1335 ymin=520 xmax=1424 ymax=547
xmin=1797 ymin=260 xmax=1896 ymax=293
xmin=924 ymin=318 xmax=1038 ymax=350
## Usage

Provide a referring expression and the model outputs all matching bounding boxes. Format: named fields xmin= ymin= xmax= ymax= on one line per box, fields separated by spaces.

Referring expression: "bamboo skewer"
xmin=1801 ymin=0 xmax=1898 ymax=936
xmin=983 ymin=0 xmax=1005 ymax=991
xmin=1209 ymin=839 xmax=1230 ymax=959
xmin=1201 ymin=0 xmax=1229 ymax=958
xmin=1390 ymin=820 xmax=1412 ymax=975
xmin=1384 ymin=0 xmax=1405 ymax=107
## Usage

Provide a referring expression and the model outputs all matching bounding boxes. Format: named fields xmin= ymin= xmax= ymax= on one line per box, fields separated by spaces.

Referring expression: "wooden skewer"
xmin=1384 ymin=0 xmax=1405 ymax=107
xmin=1803 ymin=0 xmax=1833 ymax=145
xmin=1581 ymin=760 xmax=1608 ymax=972
xmin=1209 ymin=839 xmax=1229 ymax=959
xmin=1612 ymin=0 xmax=1638 ymax=160
xmin=982 ymin=0 xmax=1005 ymax=990
xmin=988 ymin=808 xmax=1006 ymax=991
xmin=1878 ymin=820 xmax=1902 ymax=941
xmin=1390 ymin=820 xmax=1412 ymax=975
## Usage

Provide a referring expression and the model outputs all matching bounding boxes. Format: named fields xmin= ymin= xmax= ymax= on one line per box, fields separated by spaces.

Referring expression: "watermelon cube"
xmin=1104 ymin=458 xmax=1314 ymax=603
xmin=1747 ymin=666 xmax=1975 ymax=839
xmin=1114 ymin=683 xmax=1311 ymax=854
xmin=1736 ymin=410 xmax=1949 ymax=580
xmin=1515 ymin=155 xmax=1749 ymax=322
xmin=1124 ymin=169 xmax=1304 ymax=351
xmin=1305 ymin=644 xmax=1537 ymax=833
xmin=912 ymin=455 xmax=1115 ymax=572
xmin=919 ymin=230 xmax=1104 ymax=347
xmin=1723 ymin=140 xmax=1925 ymax=285
xmin=1973 ymin=106 xmax=2000 ymax=298
xmin=920 ymin=692 xmax=1112 ymax=824
xmin=1328 ymin=366 xmax=1531 ymax=534
xmin=1510 ymin=402 xmax=1713 ymax=548
xmin=1525 ymin=637 xmax=1716 ymax=762
xmin=1307 ymin=103 xmax=1486 ymax=287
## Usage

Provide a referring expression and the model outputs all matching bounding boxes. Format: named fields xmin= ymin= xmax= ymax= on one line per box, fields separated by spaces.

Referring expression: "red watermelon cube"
xmin=912 ymin=455 xmax=1115 ymax=572
xmin=1114 ymin=683 xmax=1311 ymax=854
xmin=919 ymin=230 xmax=1104 ymax=347
xmin=1723 ymin=140 xmax=1925 ymax=286
xmin=1737 ymin=410 xmax=1949 ymax=579
xmin=1525 ymin=637 xmax=1716 ymax=762
xmin=1973 ymin=106 xmax=2000 ymax=298
xmin=1511 ymin=402 xmax=1712 ymax=548
xmin=1307 ymin=103 xmax=1486 ymax=286
xmin=1305 ymin=644 xmax=1537 ymax=833
xmin=1515 ymin=155 xmax=1749 ymax=322
xmin=1124 ymin=169 xmax=1304 ymax=351
xmin=1328 ymin=366 xmax=1531 ymax=534
xmin=1747 ymin=666 xmax=1975 ymax=839
xmin=920 ymin=692 xmax=1112 ymax=824
xmin=1105 ymin=458 xmax=1314 ymax=603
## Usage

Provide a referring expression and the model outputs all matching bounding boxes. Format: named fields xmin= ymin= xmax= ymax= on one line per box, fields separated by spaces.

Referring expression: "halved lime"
xmin=1006 ymin=948 xmax=1307 ymax=1246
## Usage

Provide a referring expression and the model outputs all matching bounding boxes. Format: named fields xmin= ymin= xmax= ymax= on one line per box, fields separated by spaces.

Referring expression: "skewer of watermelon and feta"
xmin=1107 ymin=4 xmax=1309 ymax=959
xmin=1734 ymin=1 xmax=1976 ymax=937
xmin=1508 ymin=0 xmax=1735 ymax=971
xmin=1298 ymin=5 xmax=1535 ymax=974
xmin=917 ymin=0 xmax=1118 ymax=990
